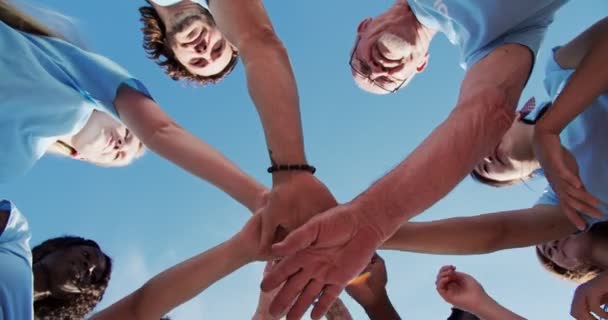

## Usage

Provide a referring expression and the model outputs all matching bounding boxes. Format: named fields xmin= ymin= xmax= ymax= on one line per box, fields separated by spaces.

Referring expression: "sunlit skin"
xmin=472 ymin=115 xmax=541 ymax=183
xmin=537 ymin=234 xmax=593 ymax=270
xmin=151 ymin=1 xmax=235 ymax=77
xmin=60 ymin=111 xmax=144 ymax=167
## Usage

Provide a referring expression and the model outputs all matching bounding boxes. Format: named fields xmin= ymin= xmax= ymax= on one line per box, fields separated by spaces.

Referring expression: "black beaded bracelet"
xmin=267 ymin=164 xmax=316 ymax=174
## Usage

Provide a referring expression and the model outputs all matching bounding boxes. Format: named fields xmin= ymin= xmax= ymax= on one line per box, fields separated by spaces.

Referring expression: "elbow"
xmin=140 ymin=120 xmax=181 ymax=150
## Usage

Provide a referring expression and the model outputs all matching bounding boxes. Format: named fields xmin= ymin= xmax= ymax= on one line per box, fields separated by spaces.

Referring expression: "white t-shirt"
xmin=151 ymin=0 xmax=209 ymax=9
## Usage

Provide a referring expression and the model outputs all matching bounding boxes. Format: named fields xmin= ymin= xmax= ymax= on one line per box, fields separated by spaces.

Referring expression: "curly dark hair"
xmin=33 ymin=236 xmax=112 ymax=320
xmin=138 ymin=3 xmax=239 ymax=85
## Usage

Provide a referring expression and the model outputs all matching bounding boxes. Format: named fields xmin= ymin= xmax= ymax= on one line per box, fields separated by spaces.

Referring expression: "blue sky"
xmin=3 ymin=1 xmax=607 ymax=319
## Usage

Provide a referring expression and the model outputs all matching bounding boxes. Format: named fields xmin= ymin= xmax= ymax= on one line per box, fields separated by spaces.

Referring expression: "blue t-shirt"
xmin=408 ymin=0 xmax=568 ymax=69
xmin=0 ymin=200 xmax=33 ymax=320
xmin=531 ymin=48 xmax=608 ymax=228
xmin=0 ymin=19 xmax=151 ymax=183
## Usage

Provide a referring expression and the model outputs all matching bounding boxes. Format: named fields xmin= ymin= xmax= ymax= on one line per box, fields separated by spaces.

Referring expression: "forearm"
xmin=240 ymin=39 xmax=307 ymax=166
xmin=354 ymin=90 xmax=514 ymax=238
xmin=381 ymin=206 xmax=575 ymax=254
xmin=471 ymin=297 xmax=526 ymax=320
xmin=536 ymin=26 xmax=608 ymax=133
xmin=145 ymin=123 xmax=266 ymax=212
xmin=361 ymin=293 xmax=401 ymax=320
xmin=209 ymin=0 xmax=306 ymax=165
xmin=93 ymin=238 xmax=250 ymax=320
xmin=115 ymin=87 xmax=267 ymax=212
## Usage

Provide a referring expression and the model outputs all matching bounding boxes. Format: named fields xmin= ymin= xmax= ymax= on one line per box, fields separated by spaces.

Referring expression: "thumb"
xmin=271 ymin=220 xmax=319 ymax=257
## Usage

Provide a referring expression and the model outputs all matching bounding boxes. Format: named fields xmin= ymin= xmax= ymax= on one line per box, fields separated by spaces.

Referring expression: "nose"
xmin=193 ymin=39 xmax=208 ymax=54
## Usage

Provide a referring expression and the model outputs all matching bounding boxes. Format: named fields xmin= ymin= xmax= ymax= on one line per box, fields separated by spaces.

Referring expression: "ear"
xmin=357 ymin=18 xmax=372 ymax=34
xmin=415 ymin=52 xmax=429 ymax=73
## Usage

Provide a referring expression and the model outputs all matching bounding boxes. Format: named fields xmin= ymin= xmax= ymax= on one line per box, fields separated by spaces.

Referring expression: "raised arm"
xmin=208 ymin=0 xmax=305 ymax=165
xmin=537 ymin=17 xmax=608 ymax=132
xmin=382 ymin=205 xmax=576 ymax=255
xmin=208 ymin=0 xmax=337 ymax=252
xmin=92 ymin=213 xmax=263 ymax=320
xmin=115 ymin=85 xmax=267 ymax=212
xmin=533 ymin=18 xmax=608 ymax=229
xmin=350 ymin=43 xmax=533 ymax=239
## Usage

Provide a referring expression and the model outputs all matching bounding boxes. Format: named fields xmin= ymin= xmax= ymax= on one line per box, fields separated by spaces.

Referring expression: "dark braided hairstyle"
xmin=33 ymin=236 xmax=112 ymax=320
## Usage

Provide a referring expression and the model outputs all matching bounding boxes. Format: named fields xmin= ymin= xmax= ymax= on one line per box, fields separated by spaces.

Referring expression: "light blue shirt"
xmin=408 ymin=0 xmax=568 ymax=69
xmin=532 ymin=48 xmax=608 ymax=229
xmin=0 ymin=200 xmax=33 ymax=320
xmin=0 ymin=20 xmax=150 ymax=183
xmin=151 ymin=0 xmax=208 ymax=9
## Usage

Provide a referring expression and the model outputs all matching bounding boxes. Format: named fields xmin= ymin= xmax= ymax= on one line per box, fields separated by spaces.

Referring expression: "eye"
xmin=212 ymin=40 xmax=224 ymax=55
xmin=83 ymin=250 xmax=90 ymax=259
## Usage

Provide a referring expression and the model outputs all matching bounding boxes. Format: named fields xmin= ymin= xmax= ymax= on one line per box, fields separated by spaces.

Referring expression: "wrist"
xmin=363 ymin=292 xmax=400 ymax=320
xmin=348 ymin=197 xmax=402 ymax=243
xmin=271 ymin=169 xmax=315 ymax=185
xmin=229 ymin=233 xmax=258 ymax=265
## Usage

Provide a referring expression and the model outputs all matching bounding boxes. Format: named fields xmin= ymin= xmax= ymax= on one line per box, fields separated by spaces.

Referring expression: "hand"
xmin=435 ymin=266 xmax=489 ymax=313
xmin=533 ymin=131 xmax=601 ymax=230
xmin=234 ymin=213 xmax=270 ymax=262
xmin=261 ymin=203 xmax=384 ymax=320
xmin=346 ymin=253 xmax=389 ymax=309
xmin=570 ymin=271 xmax=608 ymax=320
xmin=259 ymin=173 xmax=338 ymax=254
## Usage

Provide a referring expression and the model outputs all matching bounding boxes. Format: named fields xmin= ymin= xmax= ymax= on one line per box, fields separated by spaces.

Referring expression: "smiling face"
xmin=37 ymin=245 xmax=108 ymax=298
xmin=472 ymin=117 xmax=539 ymax=185
xmin=69 ymin=111 xmax=144 ymax=167
xmin=350 ymin=1 xmax=430 ymax=94
xmin=166 ymin=7 xmax=236 ymax=77
xmin=537 ymin=235 xmax=592 ymax=270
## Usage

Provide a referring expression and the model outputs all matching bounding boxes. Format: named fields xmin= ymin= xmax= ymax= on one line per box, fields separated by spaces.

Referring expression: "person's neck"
xmin=32 ymin=263 xmax=52 ymax=301
xmin=150 ymin=0 xmax=199 ymax=26
xmin=518 ymin=123 xmax=541 ymax=168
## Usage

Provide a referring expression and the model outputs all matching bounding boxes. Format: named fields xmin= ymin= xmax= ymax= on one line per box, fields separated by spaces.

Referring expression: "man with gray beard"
xmin=261 ymin=0 xmax=571 ymax=319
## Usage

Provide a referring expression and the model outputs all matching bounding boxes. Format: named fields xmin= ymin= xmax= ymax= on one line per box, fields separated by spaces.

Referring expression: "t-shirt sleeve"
xmin=68 ymin=49 xmax=153 ymax=121
xmin=0 ymin=200 xmax=32 ymax=264
xmin=465 ymin=24 xmax=549 ymax=71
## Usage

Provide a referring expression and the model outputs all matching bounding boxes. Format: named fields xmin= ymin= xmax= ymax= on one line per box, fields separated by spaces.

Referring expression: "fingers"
xmin=561 ymin=202 xmax=588 ymax=231
xmin=564 ymin=187 xmax=602 ymax=218
xmin=260 ymin=216 xmax=277 ymax=257
xmin=270 ymin=268 xmax=311 ymax=318
xmin=558 ymin=166 xmax=583 ymax=189
xmin=588 ymin=293 xmax=608 ymax=319
xmin=261 ymin=256 xmax=303 ymax=292
xmin=286 ymin=279 xmax=324 ymax=320
xmin=311 ymin=285 xmax=342 ymax=320
xmin=570 ymin=291 xmax=592 ymax=320
xmin=272 ymin=221 xmax=319 ymax=257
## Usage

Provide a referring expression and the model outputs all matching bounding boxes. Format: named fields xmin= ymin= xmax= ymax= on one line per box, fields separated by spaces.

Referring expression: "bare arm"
xmin=472 ymin=298 xmax=526 ymax=320
xmin=382 ymin=205 xmax=576 ymax=255
xmin=92 ymin=213 xmax=262 ymax=320
xmin=92 ymin=238 xmax=248 ymax=320
xmin=351 ymin=44 xmax=533 ymax=239
xmin=208 ymin=0 xmax=305 ymax=167
xmin=536 ymin=17 xmax=608 ymax=135
xmin=115 ymin=86 xmax=267 ymax=212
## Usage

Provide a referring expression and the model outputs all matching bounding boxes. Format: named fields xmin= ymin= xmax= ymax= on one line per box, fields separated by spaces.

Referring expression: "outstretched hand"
xmin=345 ymin=253 xmax=389 ymax=309
xmin=261 ymin=203 xmax=385 ymax=320
xmin=533 ymin=132 xmax=601 ymax=230
xmin=570 ymin=271 xmax=608 ymax=320
xmin=435 ymin=265 xmax=488 ymax=313
xmin=259 ymin=173 xmax=338 ymax=255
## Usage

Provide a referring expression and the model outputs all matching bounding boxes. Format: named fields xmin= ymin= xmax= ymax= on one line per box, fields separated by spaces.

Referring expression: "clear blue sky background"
xmin=2 ymin=1 xmax=607 ymax=319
